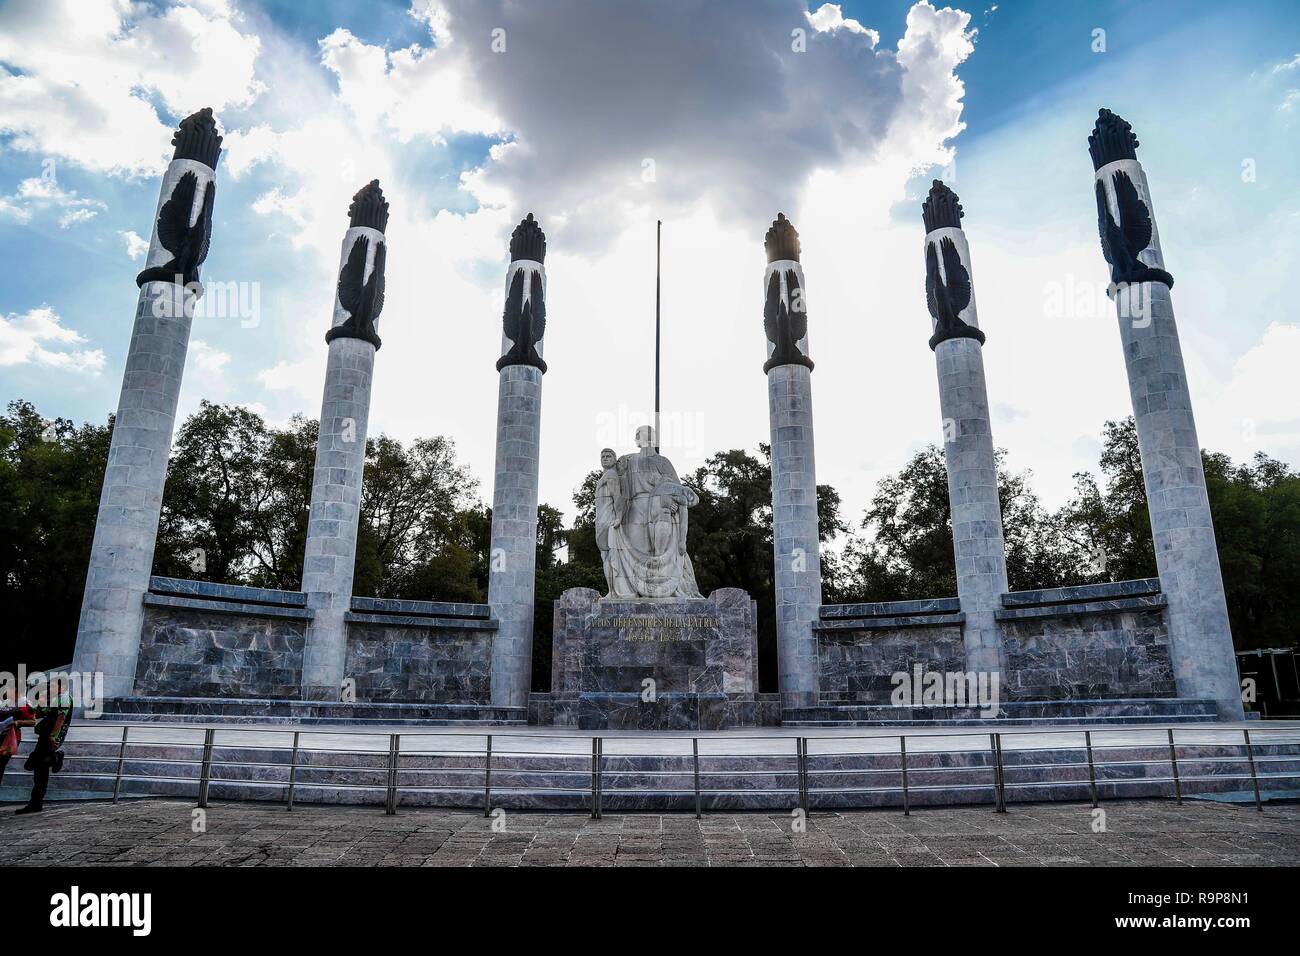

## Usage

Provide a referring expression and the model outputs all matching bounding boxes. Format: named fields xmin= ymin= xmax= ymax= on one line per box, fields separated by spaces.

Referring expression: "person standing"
xmin=16 ymin=693 xmax=72 ymax=815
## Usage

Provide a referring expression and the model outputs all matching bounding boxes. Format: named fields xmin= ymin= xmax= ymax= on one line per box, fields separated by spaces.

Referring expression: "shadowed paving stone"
xmin=0 ymin=799 xmax=1297 ymax=866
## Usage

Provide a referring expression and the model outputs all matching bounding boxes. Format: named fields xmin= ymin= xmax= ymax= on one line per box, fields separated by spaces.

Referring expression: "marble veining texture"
xmin=549 ymin=587 xmax=763 ymax=729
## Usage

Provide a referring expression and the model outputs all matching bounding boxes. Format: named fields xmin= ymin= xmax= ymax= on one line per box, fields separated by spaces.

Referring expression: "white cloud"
xmin=807 ymin=4 xmax=880 ymax=44
xmin=0 ymin=306 xmax=104 ymax=373
xmin=1270 ymin=53 xmax=1300 ymax=74
xmin=394 ymin=0 xmax=975 ymax=250
xmin=58 ymin=208 xmax=99 ymax=228
xmin=0 ymin=0 xmax=263 ymax=176
xmin=0 ymin=176 xmax=105 ymax=228
xmin=1205 ymin=322 xmax=1300 ymax=455
xmin=119 ymin=230 xmax=150 ymax=260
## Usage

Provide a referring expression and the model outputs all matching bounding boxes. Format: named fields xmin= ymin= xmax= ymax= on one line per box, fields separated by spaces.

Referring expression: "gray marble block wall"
xmin=1000 ymin=608 xmax=1174 ymax=700
xmin=344 ymin=623 xmax=493 ymax=704
xmin=935 ymin=333 xmax=1009 ymax=680
xmin=73 ymin=157 xmax=217 ymax=699
xmin=818 ymin=596 xmax=1176 ymax=703
xmin=300 ymin=336 xmax=375 ymax=700
xmin=134 ymin=605 xmax=306 ymax=699
xmin=1097 ymin=156 xmax=1242 ymax=719
xmin=818 ymin=624 xmax=966 ymax=703
xmin=487 ymin=364 xmax=543 ymax=708
xmin=767 ymin=364 xmax=823 ymax=708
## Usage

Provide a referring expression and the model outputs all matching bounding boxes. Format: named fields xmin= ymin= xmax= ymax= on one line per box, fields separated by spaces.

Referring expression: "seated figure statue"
xmin=594 ymin=426 xmax=702 ymax=599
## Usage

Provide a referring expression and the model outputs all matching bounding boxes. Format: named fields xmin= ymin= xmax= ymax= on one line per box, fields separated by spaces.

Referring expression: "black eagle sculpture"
xmin=925 ymin=236 xmax=984 ymax=350
xmin=328 ymin=235 xmax=386 ymax=349
xmin=1095 ymin=170 xmax=1173 ymax=289
xmin=135 ymin=171 xmax=215 ymax=288
xmin=762 ymin=268 xmax=813 ymax=372
xmin=497 ymin=213 xmax=547 ymax=372
xmin=497 ymin=267 xmax=547 ymax=372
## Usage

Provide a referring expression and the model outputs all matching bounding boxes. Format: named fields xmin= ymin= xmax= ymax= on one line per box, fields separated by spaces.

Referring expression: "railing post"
xmin=692 ymin=737 xmax=701 ymax=820
xmin=112 ymin=725 xmax=128 ymax=804
xmin=996 ymin=733 xmax=1008 ymax=813
xmin=900 ymin=735 xmax=910 ymax=817
xmin=197 ymin=728 xmax=215 ymax=809
xmin=797 ymin=737 xmax=809 ymax=817
xmin=1084 ymin=730 xmax=1099 ymax=808
xmin=1244 ymin=729 xmax=1263 ymax=812
xmin=595 ymin=737 xmax=604 ymax=820
xmin=483 ymin=734 xmax=493 ymax=818
xmin=989 ymin=733 xmax=1004 ymax=813
xmin=286 ymin=730 xmax=300 ymax=811
xmin=1167 ymin=728 xmax=1182 ymax=805
xmin=385 ymin=733 xmax=399 ymax=815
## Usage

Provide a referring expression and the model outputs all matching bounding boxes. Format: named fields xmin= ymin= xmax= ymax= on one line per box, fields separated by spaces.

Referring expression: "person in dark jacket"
xmin=16 ymin=695 xmax=72 ymax=815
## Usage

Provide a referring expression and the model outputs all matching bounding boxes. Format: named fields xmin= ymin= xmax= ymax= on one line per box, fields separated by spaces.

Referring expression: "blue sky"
xmin=1 ymin=0 xmax=1298 ymax=523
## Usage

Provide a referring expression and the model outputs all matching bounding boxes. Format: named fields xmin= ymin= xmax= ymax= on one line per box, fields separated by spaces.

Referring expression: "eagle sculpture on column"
xmin=328 ymin=236 xmax=386 ymax=348
xmin=925 ymin=236 xmax=984 ymax=349
xmin=135 ymin=171 xmax=215 ymax=288
xmin=497 ymin=266 xmax=547 ymax=372
xmin=762 ymin=268 xmax=813 ymax=372
xmin=1095 ymin=170 xmax=1174 ymax=289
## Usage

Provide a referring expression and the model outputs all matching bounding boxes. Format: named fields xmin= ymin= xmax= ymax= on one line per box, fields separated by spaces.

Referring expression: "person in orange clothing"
xmin=0 ymin=696 xmax=37 ymax=793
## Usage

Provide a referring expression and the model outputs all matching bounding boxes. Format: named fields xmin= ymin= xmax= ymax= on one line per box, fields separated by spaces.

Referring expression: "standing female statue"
xmin=595 ymin=426 xmax=702 ymax=599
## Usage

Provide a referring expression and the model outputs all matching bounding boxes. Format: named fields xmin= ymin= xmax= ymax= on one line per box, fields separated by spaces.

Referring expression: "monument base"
xmin=546 ymin=587 xmax=769 ymax=730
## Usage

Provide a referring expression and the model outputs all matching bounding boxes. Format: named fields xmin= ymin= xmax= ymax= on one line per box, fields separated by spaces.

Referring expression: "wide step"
xmin=100 ymin=695 xmax=526 ymax=726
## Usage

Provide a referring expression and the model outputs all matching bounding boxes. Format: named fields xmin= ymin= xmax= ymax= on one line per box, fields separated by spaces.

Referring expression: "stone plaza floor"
xmin=1 ymin=798 xmax=1297 ymax=866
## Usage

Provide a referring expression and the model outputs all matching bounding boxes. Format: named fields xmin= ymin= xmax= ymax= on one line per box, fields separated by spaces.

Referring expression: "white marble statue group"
xmin=595 ymin=426 xmax=703 ymax=599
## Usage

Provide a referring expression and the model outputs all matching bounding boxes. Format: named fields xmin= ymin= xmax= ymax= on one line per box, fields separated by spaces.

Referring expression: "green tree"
xmin=154 ymin=401 xmax=271 ymax=583
xmin=0 ymin=400 xmax=110 ymax=672
xmin=1056 ymin=417 xmax=1157 ymax=582
xmin=838 ymin=445 xmax=1088 ymax=602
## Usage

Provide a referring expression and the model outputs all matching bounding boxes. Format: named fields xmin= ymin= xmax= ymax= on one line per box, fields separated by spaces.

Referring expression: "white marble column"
xmin=488 ymin=214 xmax=548 ymax=708
xmin=922 ymin=181 xmax=1008 ymax=680
xmin=300 ymin=181 xmax=388 ymax=701
xmin=72 ymin=109 xmax=222 ymax=699
xmin=763 ymin=214 xmax=822 ymax=709
xmin=1089 ymin=109 xmax=1242 ymax=719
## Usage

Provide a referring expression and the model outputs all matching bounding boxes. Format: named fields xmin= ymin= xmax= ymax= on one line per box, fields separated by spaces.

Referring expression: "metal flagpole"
xmin=655 ymin=219 xmax=661 ymax=453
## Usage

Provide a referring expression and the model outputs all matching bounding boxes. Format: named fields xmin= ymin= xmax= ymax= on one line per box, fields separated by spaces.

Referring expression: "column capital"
xmin=921 ymin=179 xmax=963 ymax=233
xmin=171 ymin=107 xmax=223 ymax=170
xmin=1087 ymin=107 xmax=1139 ymax=171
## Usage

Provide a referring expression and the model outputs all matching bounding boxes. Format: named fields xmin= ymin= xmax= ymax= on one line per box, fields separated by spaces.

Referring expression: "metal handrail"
xmin=3 ymin=722 xmax=1297 ymax=817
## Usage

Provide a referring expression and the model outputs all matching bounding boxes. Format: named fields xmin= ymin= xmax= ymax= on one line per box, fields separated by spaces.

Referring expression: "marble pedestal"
xmin=547 ymin=587 xmax=761 ymax=730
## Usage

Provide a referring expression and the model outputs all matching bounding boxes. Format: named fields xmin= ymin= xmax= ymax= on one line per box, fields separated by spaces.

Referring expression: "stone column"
xmin=300 ymin=181 xmax=389 ymax=701
xmin=488 ymin=214 xmax=548 ymax=708
xmin=71 ymin=109 xmax=223 ymax=698
xmin=1088 ymin=109 xmax=1242 ymax=719
xmin=921 ymin=181 xmax=1008 ymax=680
xmin=762 ymin=213 xmax=822 ymax=709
